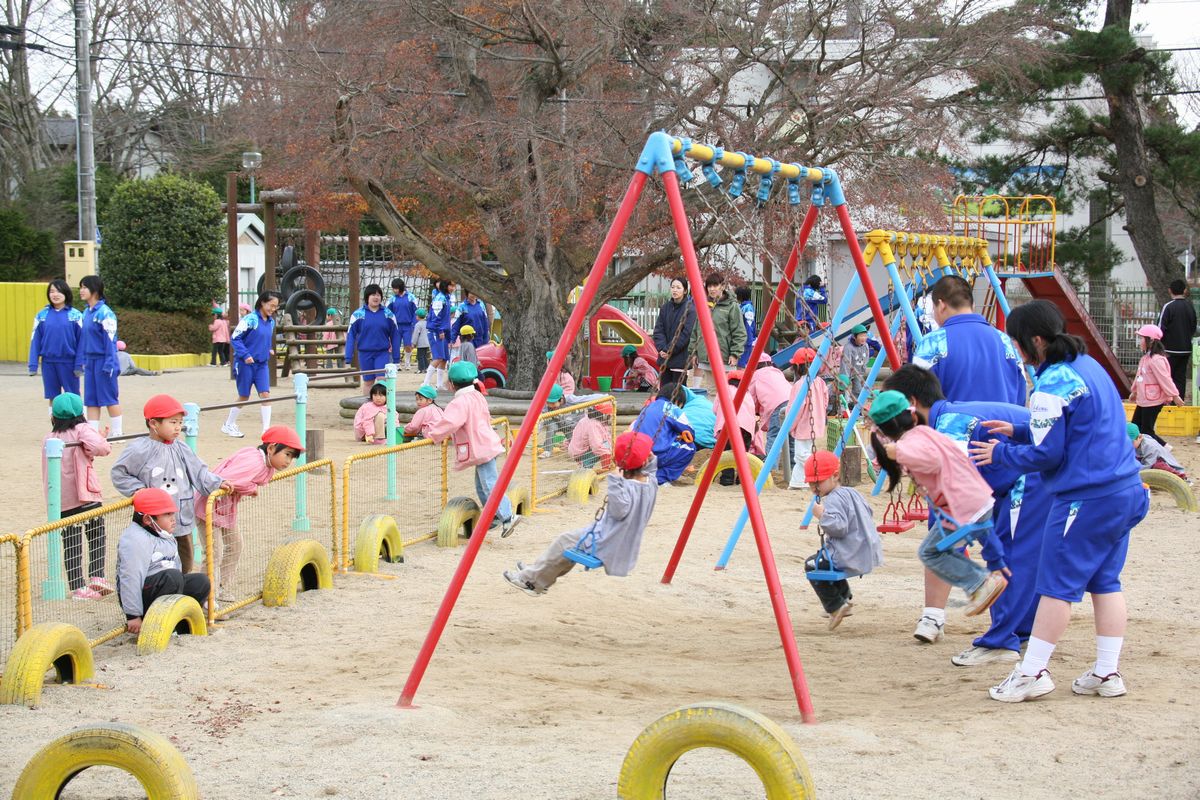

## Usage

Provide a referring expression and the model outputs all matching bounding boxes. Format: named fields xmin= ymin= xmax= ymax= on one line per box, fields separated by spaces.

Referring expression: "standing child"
xmin=869 ymin=390 xmax=1008 ymax=617
xmin=546 ymin=351 xmax=577 ymax=398
xmin=76 ymin=275 xmax=123 ymax=435
xmin=1129 ymin=323 xmax=1182 ymax=446
xmin=567 ymin=402 xmax=614 ymax=470
xmin=112 ymin=394 xmax=231 ymax=574
xmin=456 ymin=325 xmax=479 ymax=368
xmin=503 ymin=431 xmax=657 ymax=595
xmin=353 ymin=384 xmax=396 ymax=444
xmin=345 ymin=284 xmax=401 ymax=397
xmin=321 ymin=308 xmax=341 ymax=368
xmin=413 ymin=309 xmax=431 ymax=373
xmin=42 ymin=392 xmax=113 ymax=599
xmin=788 ymin=348 xmax=829 ymax=489
xmin=388 ymin=279 xmax=418 ymax=370
xmin=195 ymin=427 xmax=303 ymax=602
xmin=747 ymin=353 xmax=792 ymax=471
xmin=426 ymin=362 xmax=520 ymax=536
xmin=404 ymin=386 xmax=444 ymax=440
xmin=29 ymin=279 xmax=83 ymax=409
xmin=841 ymin=324 xmax=871 ymax=400
xmin=224 ymin=291 xmax=281 ymax=438
xmin=208 ymin=309 xmax=230 ymax=366
xmin=736 ymin=285 xmax=757 ymax=367
xmin=713 ymin=371 xmax=756 ymax=486
xmin=803 ymin=451 xmax=882 ymax=629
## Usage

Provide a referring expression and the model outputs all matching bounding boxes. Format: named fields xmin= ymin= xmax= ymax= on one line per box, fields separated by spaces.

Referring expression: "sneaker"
xmin=1071 ymin=668 xmax=1127 ymax=697
xmin=503 ymin=570 xmax=543 ymax=597
xmin=221 ymin=423 xmax=245 ymax=438
xmin=989 ymin=668 xmax=1055 ymax=703
xmin=951 ymin=645 xmax=1020 ymax=667
xmin=965 ymin=573 xmax=1008 ymax=617
xmin=828 ymin=602 xmax=853 ymax=631
xmin=913 ymin=614 xmax=944 ymax=643
xmin=71 ymin=586 xmax=103 ymax=600
xmin=87 ymin=576 xmax=114 ymax=596
xmin=500 ymin=515 xmax=522 ymax=539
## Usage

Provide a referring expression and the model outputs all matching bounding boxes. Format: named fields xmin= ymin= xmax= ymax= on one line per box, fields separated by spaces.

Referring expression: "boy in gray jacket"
xmin=803 ymin=450 xmax=882 ymax=630
xmin=504 ymin=431 xmax=658 ymax=595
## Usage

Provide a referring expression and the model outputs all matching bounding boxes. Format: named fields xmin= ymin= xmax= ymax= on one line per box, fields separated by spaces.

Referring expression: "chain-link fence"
xmin=529 ymin=397 xmax=617 ymax=507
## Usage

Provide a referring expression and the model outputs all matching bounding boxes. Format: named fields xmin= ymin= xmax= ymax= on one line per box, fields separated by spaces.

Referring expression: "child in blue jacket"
xmin=346 ymin=283 xmax=401 ymax=396
xmin=388 ymin=278 xmax=418 ymax=369
xmin=29 ymin=279 xmax=83 ymax=408
xmin=224 ymin=291 xmax=281 ymax=438
xmin=631 ymin=382 xmax=696 ymax=485
xmin=76 ymin=275 xmax=123 ymax=435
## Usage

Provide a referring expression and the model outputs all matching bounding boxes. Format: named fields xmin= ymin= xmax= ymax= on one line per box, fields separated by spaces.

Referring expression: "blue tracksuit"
xmin=452 ymin=300 xmax=490 ymax=347
xmin=912 ymin=313 xmax=1026 ymax=406
xmin=427 ymin=290 xmax=452 ymax=361
xmin=345 ymin=306 xmax=400 ymax=379
xmin=388 ymin=291 xmax=418 ymax=345
xmin=77 ymin=300 xmax=120 ymax=407
xmin=231 ymin=310 xmax=276 ymax=396
xmin=991 ymin=354 xmax=1147 ymax=603
xmin=737 ymin=300 xmax=757 ymax=367
xmin=631 ymin=399 xmax=696 ymax=485
xmin=29 ymin=305 xmax=83 ymax=399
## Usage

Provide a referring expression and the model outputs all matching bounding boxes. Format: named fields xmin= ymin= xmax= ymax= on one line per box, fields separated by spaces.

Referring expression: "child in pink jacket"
xmin=354 ymin=383 xmax=398 ymax=444
xmin=196 ymin=426 xmax=303 ymax=601
xmin=568 ymin=402 xmax=613 ymax=470
xmin=748 ymin=353 xmax=792 ymax=468
xmin=869 ymin=390 xmax=1007 ymax=618
xmin=714 ymin=371 xmax=758 ymax=485
xmin=426 ymin=361 xmax=519 ymax=536
xmin=404 ymin=385 xmax=445 ymax=440
xmin=42 ymin=392 xmax=113 ymax=599
xmin=1129 ymin=323 xmax=1182 ymax=446
xmin=208 ymin=310 xmax=230 ymax=367
xmin=787 ymin=348 xmax=829 ymax=488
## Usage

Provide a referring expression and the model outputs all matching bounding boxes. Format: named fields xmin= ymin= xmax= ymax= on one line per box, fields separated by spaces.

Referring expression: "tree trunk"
xmin=499 ymin=286 xmax=573 ymax=391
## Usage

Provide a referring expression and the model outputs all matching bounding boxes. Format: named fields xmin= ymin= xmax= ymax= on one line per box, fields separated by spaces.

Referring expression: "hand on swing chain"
xmin=810 ymin=497 xmax=825 ymax=519
xmin=968 ymin=438 xmax=999 ymax=466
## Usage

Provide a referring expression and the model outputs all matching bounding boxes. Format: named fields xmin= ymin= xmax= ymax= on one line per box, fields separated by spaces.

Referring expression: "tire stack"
xmin=256 ymin=245 xmax=329 ymax=325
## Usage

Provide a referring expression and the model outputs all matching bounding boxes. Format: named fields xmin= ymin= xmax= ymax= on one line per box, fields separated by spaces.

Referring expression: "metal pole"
xmin=833 ymin=195 xmax=901 ymax=369
xmin=292 ymin=373 xmax=311 ymax=531
xmin=227 ymin=172 xmax=240 ymax=390
xmin=73 ymin=0 xmax=96 ymax=243
xmin=385 ymin=363 xmax=398 ymax=500
xmin=42 ymin=438 xmax=67 ymax=600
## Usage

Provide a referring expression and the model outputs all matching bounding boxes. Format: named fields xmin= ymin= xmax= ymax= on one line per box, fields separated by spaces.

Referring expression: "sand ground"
xmin=0 ymin=363 xmax=1198 ymax=799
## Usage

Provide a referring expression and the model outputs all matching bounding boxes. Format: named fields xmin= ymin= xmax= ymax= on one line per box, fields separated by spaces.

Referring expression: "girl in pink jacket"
xmin=568 ymin=402 xmax=613 ymax=470
xmin=869 ymin=390 xmax=1007 ymax=618
xmin=42 ymin=392 xmax=113 ymax=599
xmin=404 ymin=385 xmax=445 ymax=440
xmin=787 ymin=348 xmax=829 ymax=488
xmin=195 ymin=426 xmax=303 ymax=601
xmin=1129 ymin=324 xmax=1182 ymax=446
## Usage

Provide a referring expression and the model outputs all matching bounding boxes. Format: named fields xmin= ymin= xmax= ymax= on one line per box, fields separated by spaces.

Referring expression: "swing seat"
xmin=934 ymin=519 xmax=990 ymax=553
xmin=876 ymin=519 xmax=914 ymax=534
xmin=806 ymin=548 xmax=847 ymax=582
xmin=563 ymin=547 xmax=603 ymax=570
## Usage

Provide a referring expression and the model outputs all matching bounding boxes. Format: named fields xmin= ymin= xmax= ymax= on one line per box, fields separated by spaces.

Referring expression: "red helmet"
xmin=261 ymin=426 xmax=305 ymax=452
xmin=804 ymin=451 xmax=840 ymax=482
xmin=790 ymin=348 xmax=817 ymax=365
xmin=594 ymin=402 xmax=615 ymax=417
xmin=727 ymin=369 xmax=744 ymax=382
xmin=613 ymin=430 xmax=653 ymax=471
xmin=143 ymin=394 xmax=185 ymax=420
xmin=132 ymin=487 xmax=178 ymax=515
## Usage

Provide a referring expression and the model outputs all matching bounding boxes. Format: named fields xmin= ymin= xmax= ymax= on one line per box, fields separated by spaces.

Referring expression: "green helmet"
xmin=448 ymin=361 xmax=478 ymax=384
xmin=850 ymin=324 xmax=868 ymax=336
xmin=867 ymin=390 xmax=908 ymax=425
xmin=548 ymin=384 xmax=564 ymax=403
xmin=1126 ymin=422 xmax=1140 ymax=441
xmin=416 ymin=385 xmax=438 ymax=400
xmin=51 ymin=392 xmax=84 ymax=420
xmin=621 ymin=344 xmax=637 ymax=357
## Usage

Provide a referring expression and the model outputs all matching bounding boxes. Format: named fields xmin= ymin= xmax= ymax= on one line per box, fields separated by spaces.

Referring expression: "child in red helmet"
xmin=195 ymin=426 xmax=304 ymax=603
xmin=116 ymin=487 xmax=212 ymax=635
xmin=504 ymin=431 xmax=658 ymax=595
xmin=804 ymin=451 xmax=882 ymax=630
xmin=788 ymin=348 xmax=829 ymax=489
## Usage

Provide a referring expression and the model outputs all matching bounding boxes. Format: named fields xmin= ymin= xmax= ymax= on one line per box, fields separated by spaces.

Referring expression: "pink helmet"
xmin=1137 ymin=324 xmax=1163 ymax=340
xmin=116 ymin=340 xmax=127 ymax=351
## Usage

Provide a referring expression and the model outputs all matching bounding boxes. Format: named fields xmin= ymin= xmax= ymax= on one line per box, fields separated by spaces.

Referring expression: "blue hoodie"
xmin=452 ymin=300 xmax=490 ymax=347
xmin=230 ymin=309 xmax=276 ymax=363
xmin=631 ymin=398 xmax=695 ymax=484
xmin=912 ymin=313 xmax=1026 ymax=406
xmin=345 ymin=305 xmax=400 ymax=357
xmin=388 ymin=291 xmax=417 ymax=326
xmin=992 ymin=354 xmax=1141 ymax=501
xmin=29 ymin=305 xmax=83 ymax=369
xmin=76 ymin=300 xmax=119 ymax=375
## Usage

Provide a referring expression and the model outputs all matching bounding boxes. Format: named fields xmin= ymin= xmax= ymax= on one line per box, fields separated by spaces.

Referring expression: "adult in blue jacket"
xmin=971 ymin=300 xmax=1147 ymax=704
xmin=223 ymin=291 xmax=281 ymax=438
xmin=424 ymin=279 xmax=455 ymax=389
xmin=388 ymin=278 xmax=418 ymax=370
xmin=75 ymin=275 xmax=123 ymax=435
xmin=453 ymin=292 xmax=490 ymax=348
xmin=345 ymin=284 xmax=401 ymax=396
xmin=29 ymin=279 xmax=83 ymax=407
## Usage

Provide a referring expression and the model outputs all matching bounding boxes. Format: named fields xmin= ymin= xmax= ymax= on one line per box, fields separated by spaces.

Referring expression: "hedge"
xmin=116 ymin=309 xmax=211 ymax=355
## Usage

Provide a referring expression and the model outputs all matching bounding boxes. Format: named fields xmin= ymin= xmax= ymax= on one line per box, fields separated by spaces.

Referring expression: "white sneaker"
xmin=500 ymin=515 xmax=522 ymax=538
xmin=913 ymin=615 xmax=944 ymax=643
xmin=965 ymin=573 xmax=1008 ymax=617
xmin=1071 ymin=668 xmax=1127 ymax=697
xmin=951 ymin=645 xmax=1020 ymax=667
xmin=503 ymin=570 xmax=543 ymax=597
xmin=828 ymin=602 xmax=853 ymax=631
xmin=221 ymin=423 xmax=245 ymax=438
xmin=989 ymin=668 xmax=1055 ymax=703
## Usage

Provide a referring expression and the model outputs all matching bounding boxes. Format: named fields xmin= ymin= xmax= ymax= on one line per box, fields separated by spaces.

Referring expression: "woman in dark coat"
xmin=652 ymin=277 xmax=696 ymax=385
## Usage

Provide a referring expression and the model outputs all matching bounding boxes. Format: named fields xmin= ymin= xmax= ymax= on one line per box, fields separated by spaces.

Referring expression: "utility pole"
xmin=74 ymin=0 xmax=96 ymax=243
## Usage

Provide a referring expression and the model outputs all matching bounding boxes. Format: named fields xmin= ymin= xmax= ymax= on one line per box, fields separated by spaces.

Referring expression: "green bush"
xmin=0 ymin=206 xmax=54 ymax=280
xmin=101 ymin=174 xmax=225 ymax=313
xmin=117 ymin=309 xmax=211 ymax=355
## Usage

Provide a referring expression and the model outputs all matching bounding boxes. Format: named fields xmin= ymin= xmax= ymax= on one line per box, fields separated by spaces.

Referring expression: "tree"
xmin=0 ymin=206 xmax=54 ymax=280
xmin=101 ymin=173 xmax=225 ymax=313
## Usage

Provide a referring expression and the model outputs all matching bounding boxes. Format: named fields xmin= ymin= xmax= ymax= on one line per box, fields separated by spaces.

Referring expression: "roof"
xmin=234 ymin=214 xmax=264 ymax=244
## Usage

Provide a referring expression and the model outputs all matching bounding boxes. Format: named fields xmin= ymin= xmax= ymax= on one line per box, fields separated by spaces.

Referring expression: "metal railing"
xmin=529 ymin=396 xmax=617 ymax=507
xmin=0 ymin=534 xmax=24 ymax=668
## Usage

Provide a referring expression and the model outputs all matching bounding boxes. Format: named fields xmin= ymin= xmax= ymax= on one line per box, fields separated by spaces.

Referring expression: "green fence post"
xmin=42 ymin=438 xmax=67 ymax=600
xmin=385 ymin=363 xmax=398 ymax=500
xmin=292 ymin=373 xmax=311 ymax=531
xmin=183 ymin=402 xmax=205 ymax=563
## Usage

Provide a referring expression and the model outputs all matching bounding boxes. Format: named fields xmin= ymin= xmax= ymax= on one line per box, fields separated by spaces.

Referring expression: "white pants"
xmin=789 ymin=438 xmax=816 ymax=487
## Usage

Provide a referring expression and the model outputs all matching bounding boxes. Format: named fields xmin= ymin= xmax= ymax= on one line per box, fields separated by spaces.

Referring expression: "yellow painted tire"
xmin=437 ymin=496 xmax=481 ymax=547
xmin=707 ymin=451 xmax=769 ymax=489
xmin=506 ymin=486 xmax=531 ymax=517
xmin=137 ymin=594 xmax=207 ymax=656
xmin=262 ymin=539 xmax=333 ymax=607
xmin=1141 ymin=468 xmax=1198 ymax=512
xmin=354 ymin=514 xmax=404 ymax=572
xmin=0 ymin=622 xmax=94 ymax=708
xmin=617 ymin=702 xmax=816 ymax=800
xmin=12 ymin=722 xmax=199 ymax=799
xmin=566 ymin=468 xmax=599 ymax=504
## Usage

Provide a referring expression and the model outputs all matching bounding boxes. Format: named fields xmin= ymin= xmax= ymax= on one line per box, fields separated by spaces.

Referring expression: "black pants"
xmin=1167 ymin=353 xmax=1190 ymax=402
xmin=139 ymin=569 xmax=210 ymax=617
xmin=211 ymin=343 xmax=230 ymax=365
xmin=62 ymin=502 xmax=104 ymax=591
xmin=416 ymin=347 xmax=430 ymax=372
xmin=1131 ymin=404 xmax=1166 ymax=446
xmin=805 ymin=551 xmax=852 ymax=614
xmin=718 ymin=430 xmax=754 ymax=485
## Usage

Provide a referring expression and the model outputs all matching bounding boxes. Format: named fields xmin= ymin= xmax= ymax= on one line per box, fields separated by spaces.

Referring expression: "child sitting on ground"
xmin=404 ymin=386 xmax=445 ymax=441
xmin=621 ymin=344 xmax=660 ymax=392
xmin=632 ymin=381 xmax=696 ymax=485
xmin=1128 ymin=422 xmax=1187 ymax=479
xmin=803 ymin=451 xmax=882 ymax=630
xmin=503 ymin=431 xmax=657 ymax=595
xmin=116 ymin=341 xmax=159 ymax=376
xmin=567 ymin=402 xmax=614 ymax=470
xmin=869 ymin=389 xmax=1007 ymax=617
xmin=538 ymin=384 xmax=579 ymax=458
xmin=713 ymin=370 xmax=755 ymax=486
xmin=195 ymin=426 xmax=303 ymax=603
xmin=426 ymin=361 xmax=520 ymax=536
xmin=111 ymin=394 xmax=231 ymax=574
xmin=353 ymin=383 xmax=397 ymax=444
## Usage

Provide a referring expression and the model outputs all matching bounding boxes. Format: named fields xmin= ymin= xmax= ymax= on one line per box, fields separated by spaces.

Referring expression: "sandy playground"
xmin=0 ymin=363 xmax=1198 ymax=799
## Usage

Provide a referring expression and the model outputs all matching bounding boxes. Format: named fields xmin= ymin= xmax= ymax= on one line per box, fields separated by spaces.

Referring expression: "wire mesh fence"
xmin=529 ymin=397 xmax=617 ymax=507
xmin=24 ymin=499 xmax=135 ymax=648
xmin=443 ymin=418 xmax=530 ymax=521
xmin=204 ymin=459 xmax=338 ymax=623
xmin=0 ymin=534 xmax=23 ymax=668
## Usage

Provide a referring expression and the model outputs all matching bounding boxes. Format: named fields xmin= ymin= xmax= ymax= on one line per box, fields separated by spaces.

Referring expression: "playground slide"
xmin=1018 ymin=272 xmax=1132 ymax=397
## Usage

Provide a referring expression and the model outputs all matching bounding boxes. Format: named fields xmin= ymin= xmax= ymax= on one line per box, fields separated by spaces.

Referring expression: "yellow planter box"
xmin=1124 ymin=402 xmax=1200 ymax=437
xmin=131 ymin=353 xmax=210 ymax=370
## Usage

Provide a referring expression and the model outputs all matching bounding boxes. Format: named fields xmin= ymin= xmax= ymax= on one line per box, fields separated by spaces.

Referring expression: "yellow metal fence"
xmin=0 ymin=534 xmax=23 ymax=669
xmin=530 ymin=396 xmax=617 ymax=507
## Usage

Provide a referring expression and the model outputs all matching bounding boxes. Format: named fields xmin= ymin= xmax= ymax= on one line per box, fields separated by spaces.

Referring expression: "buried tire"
xmin=1141 ymin=468 xmax=1198 ymax=512
xmin=0 ymin=622 xmax=94 ymax=708
xmin=137 ymin=594 xmax=207 ymax=656
xmin=707 ymin=451 xmax=770 ymax=489
xmin=617 ymin=702 xmax=815 ymax=800
xmin=506 ymin=486 xmax=531 ymax=517
xmin=355 ymin=514 xmax=404 ymax=572
xmin=13 ymin=722 xmax=199 ymax=800
xmin=262 ymin=539 xmax=333 ymax=607
xmin=566 ymin=468 xmax=598 ymax=504
xmin=437 ymin=496 xmax=480 ymax=548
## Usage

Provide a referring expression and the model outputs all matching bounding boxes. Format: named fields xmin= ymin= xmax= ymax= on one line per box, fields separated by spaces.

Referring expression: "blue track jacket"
xmin=913 ymin=314 xmax=1026 ymax=405
xmin=452 ymin=300 xmax=490 ymax=347
xmin=29 ymin=305 xmax=83 ymax=370
xmin=231 ymin=310 xmax=276 ymax=363
xmin=76 ymin=300 xmax=119 ymax=375
xmin=345 ymin=306 xmax=400 ymax=359
xmin=388 ymin=291 xmax=417 ymax=326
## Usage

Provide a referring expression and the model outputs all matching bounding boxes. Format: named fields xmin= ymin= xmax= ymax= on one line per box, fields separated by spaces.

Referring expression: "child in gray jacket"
xmin=505 ymin=431 xmax=658 ymax=595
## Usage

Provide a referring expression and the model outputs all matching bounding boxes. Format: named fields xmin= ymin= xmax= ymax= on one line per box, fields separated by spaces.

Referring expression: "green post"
xmin=292 ymin=373 xmax=311 ymax=531
xmin=42 ymin=438 xmax=67 ymax=600
xmin=183 ymin=402 xmax=205 ymax=564
xmin=385 ymin=363 xmax=398 ymax=500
